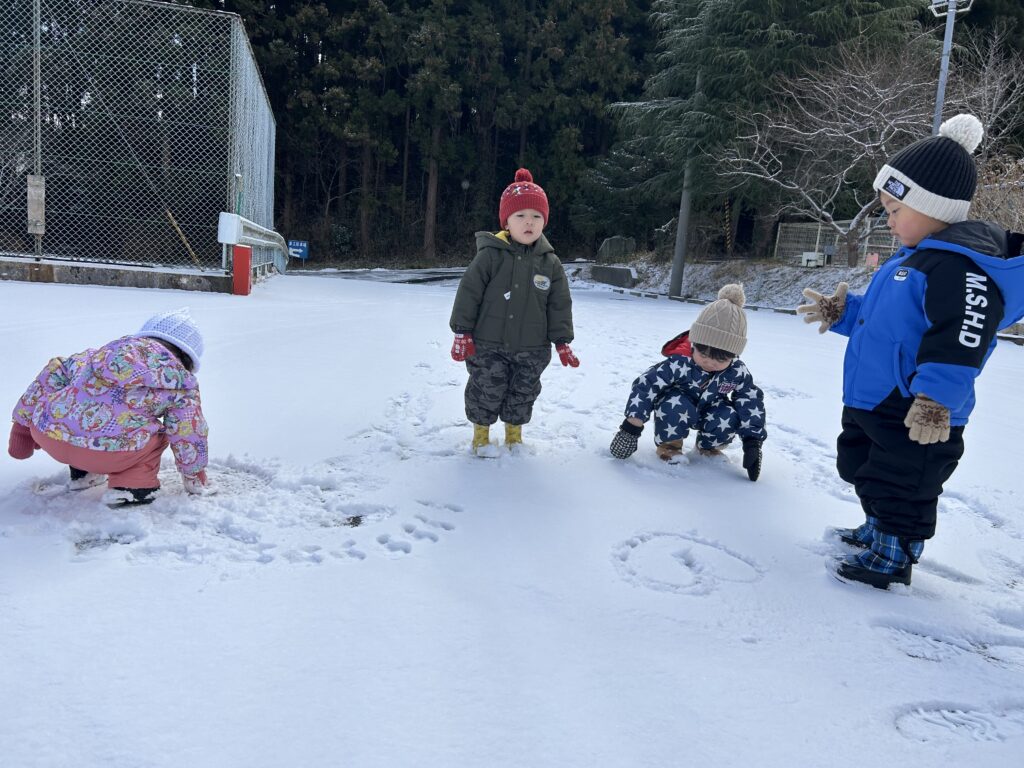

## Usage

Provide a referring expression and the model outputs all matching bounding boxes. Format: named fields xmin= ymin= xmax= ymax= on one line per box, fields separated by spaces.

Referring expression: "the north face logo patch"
xmin=883 ymin=176 xmax=909 ymax=200
xmin=533 ymin=275 xmax=551 ymax=291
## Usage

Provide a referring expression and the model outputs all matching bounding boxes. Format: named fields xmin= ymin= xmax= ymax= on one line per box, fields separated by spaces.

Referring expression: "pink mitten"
xmin=8 ymin=423 xmax=36 ymax=460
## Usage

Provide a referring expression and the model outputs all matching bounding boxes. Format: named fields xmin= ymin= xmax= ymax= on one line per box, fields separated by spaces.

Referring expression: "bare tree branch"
xmin=974 ymin=156 xmax=1024 ymax=232
xmin=716 ymin=31 xmax=1024 ymax=265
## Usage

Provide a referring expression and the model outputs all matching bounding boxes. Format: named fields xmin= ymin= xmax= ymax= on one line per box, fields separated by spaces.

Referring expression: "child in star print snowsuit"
xmin=609 ymin=284 xmax=767 ymax=480
xmin=7 ymin=308 xmax=212 ymax=505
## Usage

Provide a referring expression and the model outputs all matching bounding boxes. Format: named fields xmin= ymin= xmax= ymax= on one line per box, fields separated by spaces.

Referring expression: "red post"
xmin=232 ymin=244 xmax=252 ymax=296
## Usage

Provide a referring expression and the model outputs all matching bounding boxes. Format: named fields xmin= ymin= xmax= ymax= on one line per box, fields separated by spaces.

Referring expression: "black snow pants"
xmin=836 ymin=391 xmax=965 ymax=540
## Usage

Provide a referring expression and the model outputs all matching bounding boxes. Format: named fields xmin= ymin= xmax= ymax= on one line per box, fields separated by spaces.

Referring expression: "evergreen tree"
xmin=959 ymin=0 xmax=1024 ymax=52
xmin=193 ymin=1 xmax=652 ymax=262
xmin=517 ymin=0 xmax=646 ymax=234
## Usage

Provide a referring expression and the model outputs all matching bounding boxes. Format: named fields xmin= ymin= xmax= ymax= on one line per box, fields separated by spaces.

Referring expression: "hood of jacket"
xmin=475 ymin=230 xmax=555 ymax=257
xmin=919 ymin=221 xmax=1024 ymax=330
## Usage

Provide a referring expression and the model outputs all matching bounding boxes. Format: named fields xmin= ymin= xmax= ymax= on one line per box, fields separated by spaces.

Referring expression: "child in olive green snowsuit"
xmin=449 ymin=168 xmax=578 ymax=454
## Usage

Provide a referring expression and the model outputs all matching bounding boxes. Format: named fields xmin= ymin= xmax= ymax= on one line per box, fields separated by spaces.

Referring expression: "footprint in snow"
xmin=402 ymin=522 xmax=439 ymax=542
xmin=875 ymin=622 xmax=1024 ymax=670
xmin=940 ymin=491 xmax=1018 ymax=538
xmin=979 ymin=550 xmax=1024 ymax=591
xmin=330 ymin=539 xmax=366 ymax=561
xmin=374 ymin=501 xmax=459 ymax=555
xmin=376 ymin=534 xmax=412 ymax=555
xmin=415 ymin=499 xmax=463 ymax=518
xmin=414 ymin=512 xmax=455 ymax=532
xmin=282 ymin=544 xmax=324 ymax=564
xmin=896 ymin=704 xmax=1024 ymax=743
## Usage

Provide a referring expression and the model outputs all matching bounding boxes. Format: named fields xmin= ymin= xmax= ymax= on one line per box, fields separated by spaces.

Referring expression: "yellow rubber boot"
xmin=472 ymin=424 xmax=491 ymax=452
xmin=505 ymin=423 xmax=522 ymax=446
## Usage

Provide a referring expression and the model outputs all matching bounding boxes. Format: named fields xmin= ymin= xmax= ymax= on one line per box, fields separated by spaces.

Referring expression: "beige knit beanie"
xmin=689 ymin=284 xmax=747 ymax=356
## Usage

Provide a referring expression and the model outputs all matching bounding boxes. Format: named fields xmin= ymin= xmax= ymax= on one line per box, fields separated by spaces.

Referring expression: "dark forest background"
xmin=192 ymin=1 xmax=1024 ymax=265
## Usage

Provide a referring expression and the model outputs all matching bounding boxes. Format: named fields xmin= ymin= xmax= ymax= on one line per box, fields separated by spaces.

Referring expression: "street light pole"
xmin=930 ymin=0 xmax=974 ymax=136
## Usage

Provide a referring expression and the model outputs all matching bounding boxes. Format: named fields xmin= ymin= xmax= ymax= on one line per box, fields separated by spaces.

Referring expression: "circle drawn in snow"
xmin=896 ymin=704 xmax=1024 ymax=743
xmin=612 ymin=532 xmax=764 ymax=596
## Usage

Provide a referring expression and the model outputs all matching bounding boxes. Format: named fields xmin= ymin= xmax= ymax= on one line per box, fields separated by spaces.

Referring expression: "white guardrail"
xmin=217 ymin=212 xmax=289 ymax=274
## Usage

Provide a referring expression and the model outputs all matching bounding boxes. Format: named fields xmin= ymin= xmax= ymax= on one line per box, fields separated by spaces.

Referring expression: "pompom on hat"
xmin=689 ymin=284 xmax=748 ymax=356
xmin=498 ymin=168 xmax=549 ymax=228
xmin=872 ymin=114 xmax=984 ymax=223
xmin=137 ymin=307 xmax=204 ymax=372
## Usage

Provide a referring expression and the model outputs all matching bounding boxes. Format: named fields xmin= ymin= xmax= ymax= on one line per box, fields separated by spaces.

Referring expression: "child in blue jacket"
xmin=798 ymin=114 xmax=1024 ymax=589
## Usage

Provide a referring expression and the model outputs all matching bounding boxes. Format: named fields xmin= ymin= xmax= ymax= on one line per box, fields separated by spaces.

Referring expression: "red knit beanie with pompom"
xmin=498 ymin=169 xmax=549 ymax=228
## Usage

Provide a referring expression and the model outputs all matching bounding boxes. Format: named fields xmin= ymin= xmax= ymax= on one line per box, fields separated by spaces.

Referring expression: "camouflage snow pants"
xmin=464 ymin=341 xmax=552 ymax=426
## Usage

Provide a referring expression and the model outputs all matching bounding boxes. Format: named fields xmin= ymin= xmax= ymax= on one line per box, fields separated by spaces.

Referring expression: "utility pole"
xmin=930 ymin=0 xmax=974 ymax=136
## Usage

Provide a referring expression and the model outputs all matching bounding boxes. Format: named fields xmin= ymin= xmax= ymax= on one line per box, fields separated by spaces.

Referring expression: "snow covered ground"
xmin=2 ymin=274 xmax=1023 ymax=767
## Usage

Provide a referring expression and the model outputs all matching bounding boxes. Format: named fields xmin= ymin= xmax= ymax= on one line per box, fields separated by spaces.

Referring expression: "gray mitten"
xmin=797 ymin=282 xmax=848 ymax=333
xmin=610 ymin=420 xmax=643 ymax=459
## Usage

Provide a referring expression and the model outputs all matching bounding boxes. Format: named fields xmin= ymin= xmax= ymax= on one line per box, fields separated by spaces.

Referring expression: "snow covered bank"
xmin=580 ymin=256 xmax=876 ymax=309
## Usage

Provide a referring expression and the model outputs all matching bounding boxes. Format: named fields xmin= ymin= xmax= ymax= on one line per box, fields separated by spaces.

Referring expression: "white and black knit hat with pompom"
xmin=872 ymin=114 xmax=984 ymax=223
xmin=690 ymin=284 xmax=747 ymax=356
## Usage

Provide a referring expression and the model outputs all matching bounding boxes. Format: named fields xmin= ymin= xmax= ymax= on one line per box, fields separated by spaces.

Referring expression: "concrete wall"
xmin=590 ymin=265 xmax=638 ymax=289
xmin=0 ymin=258 xmax=233 ymax=293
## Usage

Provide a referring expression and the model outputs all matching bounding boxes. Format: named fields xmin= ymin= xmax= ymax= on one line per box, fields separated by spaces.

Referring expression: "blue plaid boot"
xmin=835 ymin=532 xmax=924 ymax=589
xmin=828 ymin=516 xmax=879 ymax=550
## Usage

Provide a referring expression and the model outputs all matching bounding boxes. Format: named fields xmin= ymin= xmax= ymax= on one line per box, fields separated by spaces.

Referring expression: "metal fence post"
xmin=32 ymin=0 xmax=42 ymax=257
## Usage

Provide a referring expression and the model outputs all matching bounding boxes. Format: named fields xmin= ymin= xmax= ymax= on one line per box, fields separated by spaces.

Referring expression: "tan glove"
xmin=904 ymin=396 xmax=950 ymax=444
xmin=796 ymin=282 xmax=848 ymax=333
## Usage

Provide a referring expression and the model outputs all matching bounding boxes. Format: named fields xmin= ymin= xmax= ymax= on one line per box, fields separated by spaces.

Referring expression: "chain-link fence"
xmin=1 ymin=0 xmax=276 ymax=271
xmin=773 ymin=218 xmax=900 ymax=266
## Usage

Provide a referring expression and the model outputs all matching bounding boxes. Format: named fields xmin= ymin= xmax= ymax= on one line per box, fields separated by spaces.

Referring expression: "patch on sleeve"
xmin=533 ymin=274 xmax=551 ymax=291
xmin=883 ymin=176 xmax=909 ymax=200
xmin=894 ymin=267 xmax=909 ymax=282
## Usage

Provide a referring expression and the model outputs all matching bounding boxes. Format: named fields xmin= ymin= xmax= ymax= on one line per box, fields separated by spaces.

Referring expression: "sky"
xmin=1 ymin=273 xmax=1023 ymax=768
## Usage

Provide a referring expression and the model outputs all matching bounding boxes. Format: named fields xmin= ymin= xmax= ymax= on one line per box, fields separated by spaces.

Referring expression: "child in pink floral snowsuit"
xmin=7 ymin=308 xmax=211 ymax=505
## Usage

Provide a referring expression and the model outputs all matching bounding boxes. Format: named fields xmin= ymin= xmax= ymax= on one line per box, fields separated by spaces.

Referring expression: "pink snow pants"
xmin=30 ymin=426 xmax=168 ymax=489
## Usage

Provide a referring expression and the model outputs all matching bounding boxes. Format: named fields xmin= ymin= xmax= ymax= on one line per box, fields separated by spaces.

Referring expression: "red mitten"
xmin=8 ymin=423 xmax=36 ymax=460
xmin=451 ymin=333 xmax=476 ymax=361
xmin=556 ymin=343 xmax=580 ymax=368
